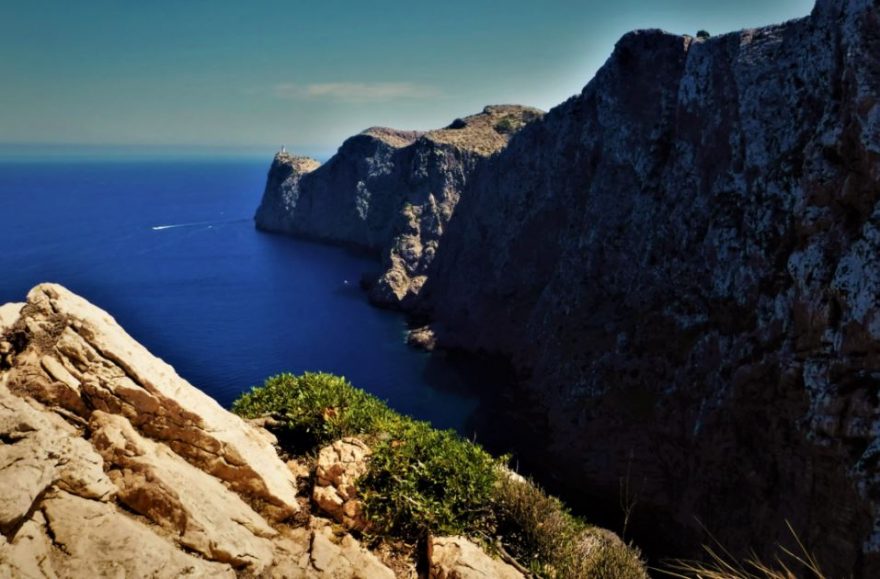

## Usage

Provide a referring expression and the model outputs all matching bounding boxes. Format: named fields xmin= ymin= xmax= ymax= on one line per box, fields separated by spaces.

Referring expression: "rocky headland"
xmin=255 ymin=105 xmax=543 ymax=307
xmin=257 ymin=0 xmax=880 ymax=575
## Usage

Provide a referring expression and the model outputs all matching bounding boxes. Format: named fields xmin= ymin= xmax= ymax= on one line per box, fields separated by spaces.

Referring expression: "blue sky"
xmin=1 ymin=0 xmax=814 ymax=157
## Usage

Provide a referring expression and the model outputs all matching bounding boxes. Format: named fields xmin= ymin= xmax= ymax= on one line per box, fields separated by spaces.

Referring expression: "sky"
xmin=1 ymin=0 xmax=815 ymax=158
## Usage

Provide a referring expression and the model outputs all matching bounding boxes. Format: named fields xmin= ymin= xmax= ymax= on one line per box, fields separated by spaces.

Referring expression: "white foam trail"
xmin=151 ymin=218 xmax=247 ymax=231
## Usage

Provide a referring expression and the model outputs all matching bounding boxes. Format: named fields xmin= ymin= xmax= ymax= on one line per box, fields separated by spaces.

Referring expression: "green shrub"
xmin=494 ymin=116 xmax=518 ymax=134
xmin=232 ymin=372 xmax=395 ymax=447
xmin=233 ymin=372 xmax=647 ymax=577
xmin=361 ymin=418 xmax=501 ymax=539
xmin=233 ymin=372 xmax=501 ymax=540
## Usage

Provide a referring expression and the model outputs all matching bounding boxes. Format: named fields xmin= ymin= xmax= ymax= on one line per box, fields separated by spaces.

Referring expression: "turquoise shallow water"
xmin=0 ymin=160 xmax=478 ymax=432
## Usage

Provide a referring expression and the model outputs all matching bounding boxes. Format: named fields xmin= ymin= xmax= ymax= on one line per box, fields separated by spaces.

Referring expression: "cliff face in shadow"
xmin=413 ymin=0 xmax=880 ymax=574
xmin=255 ymin=105 xmax=543 ymax=307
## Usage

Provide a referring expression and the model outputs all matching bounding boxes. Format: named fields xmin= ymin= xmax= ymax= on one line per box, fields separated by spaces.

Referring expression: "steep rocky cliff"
xmin=255 ymin=105 xmax=543 ymax=307
xmin=0 ymin=285 xmax=534 ymax=578
xmin=410 ymin=0 xmax=880 ymax=575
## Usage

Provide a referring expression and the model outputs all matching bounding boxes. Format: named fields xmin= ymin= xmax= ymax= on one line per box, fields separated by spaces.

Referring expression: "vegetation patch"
xmin=234 ymin=372 xmax=646 ymax=578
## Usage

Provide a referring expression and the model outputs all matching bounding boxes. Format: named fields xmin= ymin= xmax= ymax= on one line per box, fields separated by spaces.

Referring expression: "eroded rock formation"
xmin=255 ymin=105 xmax=543 ymax=307
xmin=0 ymin=284 xmax=398 ymax=577
xmin=312 ymin=437 xmax=370 ymax=531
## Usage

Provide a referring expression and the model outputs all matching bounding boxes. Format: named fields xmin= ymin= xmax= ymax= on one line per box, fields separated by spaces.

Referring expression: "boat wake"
xmin=151 ymin=218 xmax=248 ymax=231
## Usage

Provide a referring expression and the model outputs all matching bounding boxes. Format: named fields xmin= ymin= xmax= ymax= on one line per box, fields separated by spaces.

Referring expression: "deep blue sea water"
xmin=0 ymin=160 xmax=478 ymax=431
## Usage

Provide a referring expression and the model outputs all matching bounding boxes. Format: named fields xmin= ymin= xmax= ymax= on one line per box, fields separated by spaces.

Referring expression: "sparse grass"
xmin=426 ymin=106 xmax=543 ymax=155
xmin=660 ymin=522 xmax=828 ymax=579
xmin=233 ymin=372 xmax=647 ymax=578
xmin=493 ymin=474 xmax=647 ymax=579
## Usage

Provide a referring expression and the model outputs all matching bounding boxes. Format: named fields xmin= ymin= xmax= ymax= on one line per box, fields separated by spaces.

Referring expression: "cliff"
xmin=255 ymin=105 xmax=543 ymax=307
xmin=412 ymin=0 xmax=880 ymax=575
xmin=252 ymin=0 xmax=880 ymax=573
xmin=0 ymin=285 xmax=537 ymax=577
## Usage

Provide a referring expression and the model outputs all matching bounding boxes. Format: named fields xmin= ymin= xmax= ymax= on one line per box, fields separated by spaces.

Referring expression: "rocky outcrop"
xmin=429 ymin=536 xmax=525 ymax=579
xmin=312 ymin=437 xmax=370 ymax=531
xmin=255 ymin=105 xmax=543 ymax=307
xmin=0 ymin=284 xmax=397 ymax=577
xmin=408 ymin=0 xmax=880 ymax=575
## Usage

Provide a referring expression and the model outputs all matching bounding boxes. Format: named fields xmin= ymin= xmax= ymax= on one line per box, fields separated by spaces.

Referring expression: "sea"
xmin=0 ymin=158 xmax=480 ymax=432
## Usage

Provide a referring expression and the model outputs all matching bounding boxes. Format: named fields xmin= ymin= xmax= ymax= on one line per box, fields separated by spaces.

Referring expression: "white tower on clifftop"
xmin=280 ymin=145 xmax=287 ymax=154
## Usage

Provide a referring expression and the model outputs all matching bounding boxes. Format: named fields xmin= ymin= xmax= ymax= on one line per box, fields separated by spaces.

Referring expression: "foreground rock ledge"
xmin=0 ymin=283 xmax=395 ymax=577
xmin=0 ymin=284 xmax=531 ymax=577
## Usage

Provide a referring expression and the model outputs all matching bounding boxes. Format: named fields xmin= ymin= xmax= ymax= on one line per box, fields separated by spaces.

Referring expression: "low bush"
xmin=232 ymin=372 xmax=394 ymax=448
xmin=233 ymin=372 xmax=647 ymax=578
xmin=234 ymin=373 xmax=501 ymax=539
xmin=362 ymin=418 xmax=501 ymax=539
xmin=494 ymin=474 xmax=646 ymax=578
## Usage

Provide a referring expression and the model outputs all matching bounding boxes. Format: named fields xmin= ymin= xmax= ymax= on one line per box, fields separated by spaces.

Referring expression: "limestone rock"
xmin=40 ymin=490 xmax=236 ymax=578
xmin=0 ymin=383 xmax=115 ymax=536
xmin=307 ymin=523 xmax=395 ymax=579
xmin=261 ymin=521 xmax=396 ymax=579
xmin=0 ymin=285 xmax=399 ymax=578
xmin=255 ymin=106 xmax=544 ymax=308
xmin=6 ymin=283 xmax=299 ymax=518
xmin=430 ymin=536 xmax=525 ymax=579
xmin=89 ymin=410 xmax=277 ymax=569
xmin=0 ymin=303 xmax=22 ymax=333
xmin=313 ymin=437 xmax=371 ymax=530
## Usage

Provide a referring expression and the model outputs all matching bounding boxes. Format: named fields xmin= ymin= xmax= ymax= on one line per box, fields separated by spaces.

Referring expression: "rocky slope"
xmin=407 ymin=0 xmax=880 ymax=575
xmin=0 ymin=284 xmax=526 ymax=578
xmin=255 ymin=105 xmax=543 ymax=307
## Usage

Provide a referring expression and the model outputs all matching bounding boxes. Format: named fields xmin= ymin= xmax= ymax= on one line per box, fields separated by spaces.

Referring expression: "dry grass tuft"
xmin=660 ymin=522 xmax=829 ymax=579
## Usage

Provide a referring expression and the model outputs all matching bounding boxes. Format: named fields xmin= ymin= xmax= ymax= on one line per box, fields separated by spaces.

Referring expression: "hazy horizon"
xmin=2 ymin=0 xmax=814 ymax=158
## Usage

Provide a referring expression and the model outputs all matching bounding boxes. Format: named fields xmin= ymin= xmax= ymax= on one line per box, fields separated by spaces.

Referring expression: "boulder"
xmin=430 ymin=536 xmax=525 ymax=579
xmin=6 ymin=283 xmax=299 ymax=519
xmin=89 ymin=410 xmax=277 ymax=570
xmin=313 ymin=437 xmax=371 ymax=530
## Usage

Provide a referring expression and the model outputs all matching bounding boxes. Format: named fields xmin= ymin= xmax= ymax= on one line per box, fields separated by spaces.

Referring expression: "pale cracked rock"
xmin=0 ymin=303 xmax=23 ymax=334
xmin=430 ymin=536 xmax=525 ymax=579
xmin=256 ymin=521 xmax=396 ymax=579
xmin=0 ymin=284 xmax=402 ymax=578
xmin=6 ymin=283 xmax=299 ymax=518
xmin=313 ymin=437 xmax=370 ymax=530
xmin=0 ymin=383 xmax=115 ymax=535
xmin=306 ymin=522 xmax=395 ymax=579
xmin=40 ymin=490 xmax=235 ymax=578
xmin=89 ymin=410 xmax=278 ymax=570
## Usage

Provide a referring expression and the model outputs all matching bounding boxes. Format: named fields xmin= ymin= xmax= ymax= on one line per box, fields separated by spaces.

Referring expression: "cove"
xmin=0 ymin=159 xmax=479 ymax=432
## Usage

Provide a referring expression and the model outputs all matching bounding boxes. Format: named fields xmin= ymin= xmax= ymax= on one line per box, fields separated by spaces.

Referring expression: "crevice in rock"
xmin=40 ymin=507 xmax=70 ymax=556
xmin=0 ymin=482 xmax=54 ymax=542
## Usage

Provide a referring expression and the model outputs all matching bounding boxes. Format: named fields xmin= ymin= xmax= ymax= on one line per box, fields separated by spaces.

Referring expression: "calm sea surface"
xmin=0 ymin=160 xmax=478 ymax=431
